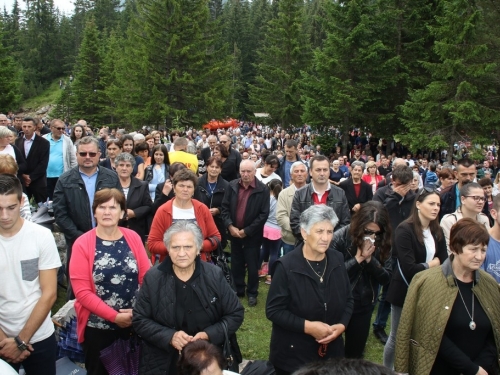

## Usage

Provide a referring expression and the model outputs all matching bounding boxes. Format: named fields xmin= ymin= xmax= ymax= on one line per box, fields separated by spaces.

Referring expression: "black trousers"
xmin=275 ymin=368 xmax=291 ymax=375
xmin=230 ymin=238 xmax=261 ymax=298
xmin=344 ymin=305 xmax=375 ymax=358
xmin=46 ymin=177 xmax=59 ymax=200
xmin=9 ymin=333 xmax=56 ymax=375
xmin=82 ymin=326 xmax=132 ymax=375
xmin=24 ymin=182 xmax=47 ymax=205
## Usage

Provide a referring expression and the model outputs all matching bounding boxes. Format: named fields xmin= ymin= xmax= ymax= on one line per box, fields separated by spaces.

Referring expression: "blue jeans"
xmin=281 ymin=242 xmax=295 ymax=256
xmin=372 ymin=284 xmax=391 ymax=330
xmin=259 ymin=238 xmax=281 ymax=277
xmin=373 ymin=257 xmax=396 ymax=330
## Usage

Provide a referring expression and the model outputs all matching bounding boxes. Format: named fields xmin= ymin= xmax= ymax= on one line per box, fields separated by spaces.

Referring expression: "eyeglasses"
xmin=364 ymin=228 xmax=383 ymax=237
xmin=53 ymin=127 xmax=65 ymax=131
xmin=78 ymin=152 xmax=98 ymax=157
xmin=465 ymin=195 xmax=486 ymax=202
xmin=418 ymin=187 xmax=435 ymax=196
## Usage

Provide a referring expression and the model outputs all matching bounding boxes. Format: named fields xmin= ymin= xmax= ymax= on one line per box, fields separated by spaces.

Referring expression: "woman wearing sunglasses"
xmin=331 ymin=201 xmax=392 ymax=358
xmin=440 ymin=182 xmax=490 ymax=254
xmin=383 ymin=187 xmax=448 ymax=369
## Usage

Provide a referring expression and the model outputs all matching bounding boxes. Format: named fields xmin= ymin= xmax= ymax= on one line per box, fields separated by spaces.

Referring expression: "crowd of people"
xmin=0 ymin=113 xmax=500 ymax=375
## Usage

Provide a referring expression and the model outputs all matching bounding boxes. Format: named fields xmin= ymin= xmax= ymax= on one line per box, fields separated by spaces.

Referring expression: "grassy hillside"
xmin=21 ymin=79 xmax=63 ymax=112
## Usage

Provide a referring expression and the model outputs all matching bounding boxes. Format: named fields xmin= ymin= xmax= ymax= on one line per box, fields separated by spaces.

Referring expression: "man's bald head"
xmin=392 ymin=158 xmax=407 ymax=167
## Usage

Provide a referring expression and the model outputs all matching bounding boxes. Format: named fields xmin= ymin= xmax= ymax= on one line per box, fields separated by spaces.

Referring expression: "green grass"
xmin=22 ymin=79 xmax=63 ymax=111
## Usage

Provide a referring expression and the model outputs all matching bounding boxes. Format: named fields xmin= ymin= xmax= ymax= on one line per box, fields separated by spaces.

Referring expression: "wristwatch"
xmin=14 ymin=336 xmax=28 ymax=351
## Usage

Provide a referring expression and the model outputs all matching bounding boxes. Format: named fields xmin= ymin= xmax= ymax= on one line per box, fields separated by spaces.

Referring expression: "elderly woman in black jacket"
xmin=195 ymin=156 xmax=229 ymax=249
xmin=266 ymin=205 xmax=354 ymax=375
xmin=133 ymin=221 xmax=244 ymax=375
xmin=331 ymin=201 xmax=392 ymax=358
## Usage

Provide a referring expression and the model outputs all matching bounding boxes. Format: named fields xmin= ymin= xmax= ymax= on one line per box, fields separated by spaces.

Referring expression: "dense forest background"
xmin=1 ymin=0 xmax=500 ymax=151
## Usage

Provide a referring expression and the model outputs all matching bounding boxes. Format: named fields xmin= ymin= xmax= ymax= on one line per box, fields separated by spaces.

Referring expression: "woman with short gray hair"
xmin=115 ymin=152 xmax=152 ymax=242
xmin=133 ymin=220 xmax=244 ymax=375
xmin=266 ymin=205 xmax=354 ymax=375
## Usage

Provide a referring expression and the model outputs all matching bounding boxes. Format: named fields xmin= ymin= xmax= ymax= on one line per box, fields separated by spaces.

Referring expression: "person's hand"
xmin=22 ymin=174 xmax=31 ymax=187
xmin=317 ymin=324 xmax=346 ymax=344
xmin=352 ymin=203 xmax=361 ymax=212
xmin=228 ymin=225 xmax=240 ymax=238
xmin=0 ymin=338 xmax=32 ymax=363
xmin=126 ymin=209 xmax=135 ymax=219
xmin=191 ymin=332 xmax=209 ymax=341
xmin=238 ymin=229 xmax=246 ymax=238
xmin=477 ymin=366 xmax=488 ymax=375
xmin=304 ymin=321 xmax=333 ymax=340
xmin=209 ymin=208 xmax=219 ymax=216
xmin=171 ymin=331 xmax=194 ymax=351
xmin=162 ymin=179 xmax=173 ymax=196
xmin=114 ymin=309 xmax=133 ymax=328
xmin=356 ymin=238 xmax=375 ymax=263
xmin=393 ymin=183 xmax=411 ymax=197
xmin=428 ymin=257 xmax=441 ymax=268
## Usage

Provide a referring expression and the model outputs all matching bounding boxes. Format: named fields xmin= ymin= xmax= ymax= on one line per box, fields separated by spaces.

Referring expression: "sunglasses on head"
xmin=79 ymin=152 xmax=98 ymax=157
xmin=418 ymin=187 xmax=436 ymax=196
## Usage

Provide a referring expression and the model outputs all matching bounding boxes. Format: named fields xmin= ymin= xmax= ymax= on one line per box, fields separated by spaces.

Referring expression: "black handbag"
xmin=221 ymin=320 xmax=242 ymax=373
xmin=209 ymin=237 xmax=235 ymax=290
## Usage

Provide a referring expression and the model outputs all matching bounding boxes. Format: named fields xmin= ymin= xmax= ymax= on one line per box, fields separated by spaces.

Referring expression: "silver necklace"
xmin=455 ymin=279 xmax=476 ymax=330
xmin=207 ymin=181 xmax=217 ymax=195
xmin=305 ymin=256 xmax=328 ymax=283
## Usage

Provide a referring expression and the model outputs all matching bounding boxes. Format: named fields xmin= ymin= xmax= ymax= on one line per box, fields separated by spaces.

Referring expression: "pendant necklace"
xmin=207 ymin=181 xmax=217 ymax=196
xmin=305 ymin=256 xmax=328 ymax=283
xmin=455 ymin=279 xmax=476 ymax=330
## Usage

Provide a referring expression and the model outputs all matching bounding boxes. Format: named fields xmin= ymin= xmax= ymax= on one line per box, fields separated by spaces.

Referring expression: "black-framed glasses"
xmin=418 ymin=187 xmax=435 ymax=196
xmin=364 ymin=228 xmax=383 ymax=237
xmin=78 ymin=152 xmax=98 ymax=157
xmin=465 ymin=195 xmax=486 ymax=202
xmin=53 ymin=127 xmax=65 ymax=131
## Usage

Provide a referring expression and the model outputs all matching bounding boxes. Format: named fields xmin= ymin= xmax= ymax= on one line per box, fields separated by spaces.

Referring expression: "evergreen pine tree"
xmin=221 ymin=0 xmax=252 ymax=116
xmin=0 ymin=24 xmax=21 ymax=112
xmin=100 ymin=29 xmax=123 ymax=125
xmin=399 ymin=0 xmax=500 ymax=155
xmin=248 ymin=0 xmax=310 ymax=126
xmin=301 ymin=0 xmax=396 ymax=146
xmin=115 ymin=0 xmax=232 ymax=128
xmin=71 ymin=17 xmax=104 ymax=124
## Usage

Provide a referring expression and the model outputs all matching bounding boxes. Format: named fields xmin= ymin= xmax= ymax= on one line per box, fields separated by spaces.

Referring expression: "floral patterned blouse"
xmin=87 ymin=236 xmax=139 ymax=330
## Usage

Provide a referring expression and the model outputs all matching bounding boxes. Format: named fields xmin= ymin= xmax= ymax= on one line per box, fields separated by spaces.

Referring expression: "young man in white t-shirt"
xmin=0 ymin=174 xmax=61 ymax=374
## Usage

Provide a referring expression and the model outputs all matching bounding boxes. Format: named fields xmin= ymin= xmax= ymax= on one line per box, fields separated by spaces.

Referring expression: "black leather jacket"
xmin=290 ymin=183 xmax=350 ymax=244
xmin=330 ymin=225 xmax=392 ymax=312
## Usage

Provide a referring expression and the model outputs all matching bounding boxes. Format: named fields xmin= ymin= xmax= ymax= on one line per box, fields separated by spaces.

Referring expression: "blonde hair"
xmin=0 ymin=154 xmax=18 ymax=174
xmin=365 ymin=161 xmax=379 ymax=175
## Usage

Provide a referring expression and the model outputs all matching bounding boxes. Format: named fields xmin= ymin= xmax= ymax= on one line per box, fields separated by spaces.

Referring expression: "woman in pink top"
xmin=70 ymin=188 xmax=150 ymax=375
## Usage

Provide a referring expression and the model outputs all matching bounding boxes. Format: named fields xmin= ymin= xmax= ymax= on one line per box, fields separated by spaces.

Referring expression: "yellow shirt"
xmin=168 ymin=151 xmax=198 ymax=173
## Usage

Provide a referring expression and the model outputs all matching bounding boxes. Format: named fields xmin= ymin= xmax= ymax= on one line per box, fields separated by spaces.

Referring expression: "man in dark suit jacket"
xmin=15 ymin=117 xmax=50 ymax=204
xmin=200 ymin=135 xmax=218 ymax=167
